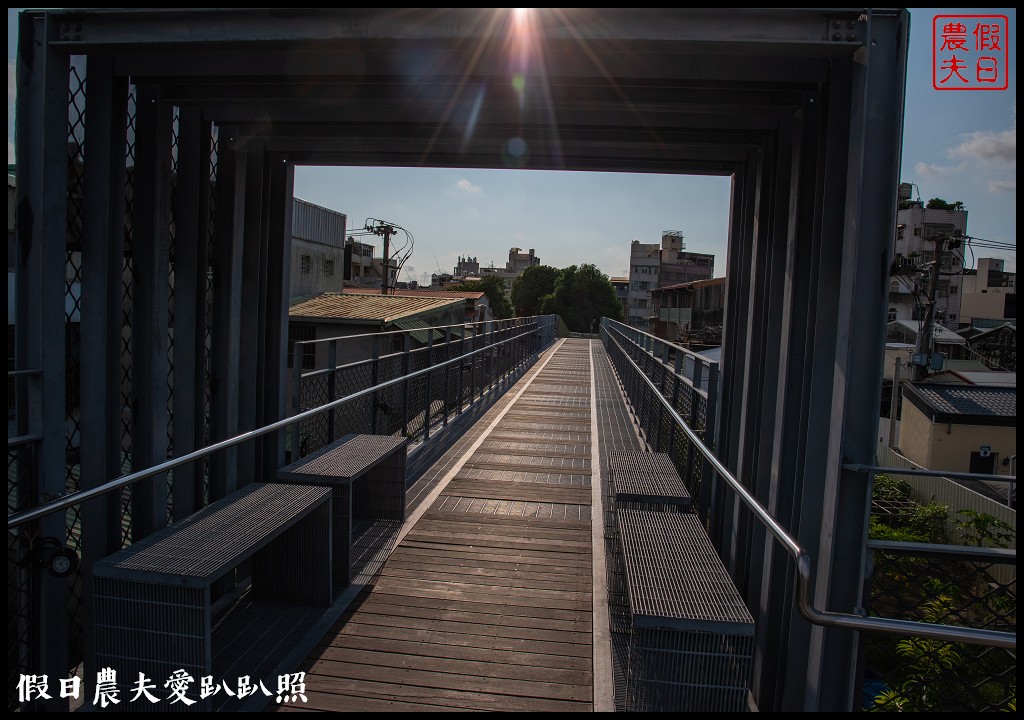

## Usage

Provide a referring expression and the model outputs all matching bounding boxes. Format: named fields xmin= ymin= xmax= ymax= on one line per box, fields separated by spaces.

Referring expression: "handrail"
xmin=7 ymin=320 xmax=551 ymax=529
xmin=602 ymin=326 xmax=1015 ymax=650
xmin=845 ymin=462 xmax=1016 ymax=485
xmin=293 ymin=315 xmax=529 ymax=348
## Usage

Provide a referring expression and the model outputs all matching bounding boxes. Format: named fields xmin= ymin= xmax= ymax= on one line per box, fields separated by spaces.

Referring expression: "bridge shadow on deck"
xmin=267 ymin=339 xmax=643 ymax=712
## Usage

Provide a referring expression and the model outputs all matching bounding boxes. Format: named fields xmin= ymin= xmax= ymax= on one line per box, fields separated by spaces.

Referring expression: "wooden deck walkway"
xmin=274 ymin=340 xmax=610 ymax=712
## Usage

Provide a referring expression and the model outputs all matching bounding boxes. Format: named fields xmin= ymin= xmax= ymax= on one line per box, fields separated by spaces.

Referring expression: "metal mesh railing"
xmin=293 ymin=318 xmax=553 ymax=462
xmin=864 ymin=549 xmax=1016 ymax=712
xmin=602 ymin=318 xmax=1016 ymax=712
xmin=601 ymin=319 xmax=717 ymax=507
xmin=860 ymin=474 xmax=1016 ymax=713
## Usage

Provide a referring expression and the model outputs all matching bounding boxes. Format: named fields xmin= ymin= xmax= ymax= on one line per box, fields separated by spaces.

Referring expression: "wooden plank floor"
xmin=275 ymin=340 xmax=597 ymax=712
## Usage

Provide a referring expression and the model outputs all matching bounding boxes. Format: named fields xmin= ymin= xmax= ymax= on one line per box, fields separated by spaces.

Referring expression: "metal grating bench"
xmin=93 ymin=481 xmax=333 ymax=711
xmin=278 ymin=433 xmax=408 ymax=589
xmin=618 ymin=509 xmax=755 ymax=712
xmin=609 ymin=451 xmax=692 ymax=511
xmin=606 ymin=452 xmax=692 ymax=634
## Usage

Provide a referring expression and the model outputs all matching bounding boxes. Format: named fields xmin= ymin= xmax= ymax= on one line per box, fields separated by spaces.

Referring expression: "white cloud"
xmin=913 ymin=107 xmax=1016 ymax=187
xmin=914 ymin=160 xmax=964 ymax=178
xmin=945 ymin=106 xmax=1016 ymax=175
xmin=987 ymin=179 xmax=1015 ymax=193
xmin=455 ymin=178 xmax=481 ymax=194
xmin=8 ymin=139 xmax=14 ymax=165
xmin=949 ymin=127 xmax=1016 ymax=165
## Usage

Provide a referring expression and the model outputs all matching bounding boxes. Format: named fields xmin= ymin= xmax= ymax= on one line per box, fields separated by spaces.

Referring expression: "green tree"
xmin=510 ymin=264 xmax=559 ymax=317
xmin=450 ymin=275 xmax=513 ymax=319
xmin=540 ymin=263 xmax=623 ymax=332
xmin=925 ymin=198 xmax=966 ymax=211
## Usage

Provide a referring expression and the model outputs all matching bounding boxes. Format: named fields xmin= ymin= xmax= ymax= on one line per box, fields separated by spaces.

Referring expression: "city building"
xmin=627 ymin=232 xmax=714 ymax=331
xmin=885 ymin=319 xmax=967 ymax=361
xmin=610 ymin=277 xmax=630 ymax=320
xmin=958 ymin=258 xmax=1016 ymax=327
xmin=958 ymin=322 xmax=1017 ymax=372
xmin=455 ymin=255 xmax=480 ymax=277
xmin=627 ymin=239 xmax=659 ymax=330
xmin=507 ymin=247 xmax=540 ymax=273
xmin=889 ymin=193 xmax=969 ymax=324
xmin=289 ymin=198 xmax=348 ymax=302
xmin=898 ymin=382 xmax=1016 ymax=477
xmin=344 ymin=236 xmax=376 ymax=285
xmin=649 ymin=277 xmax=726 ymax=348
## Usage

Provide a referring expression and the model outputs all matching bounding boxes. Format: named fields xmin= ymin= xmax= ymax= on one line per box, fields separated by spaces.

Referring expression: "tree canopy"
xmin=925 ymin=198 xmax=966 ymax=211
xmin=539 ymin=263 xmax=623 ymax=332
xmin=450 ymin=275 xmax=513 ymax=320
xmin=510 ymin=265 xmax=559 ymax=317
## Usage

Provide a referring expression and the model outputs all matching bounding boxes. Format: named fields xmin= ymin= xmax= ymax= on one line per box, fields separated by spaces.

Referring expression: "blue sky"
xmin=8 ymin=8 xmax=1016 ymax=283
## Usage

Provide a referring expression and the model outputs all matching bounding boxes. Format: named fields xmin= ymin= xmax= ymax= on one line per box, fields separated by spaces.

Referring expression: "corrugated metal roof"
xmin=906 ymin=383 xmax=1016 ymax=417
xmin=888 ymin=319 xmax=965 ymax=344
xmin=343 ymin=287 xmax=484 ymax=300
xmin=288 ymin=292 xmax=463 ymax=323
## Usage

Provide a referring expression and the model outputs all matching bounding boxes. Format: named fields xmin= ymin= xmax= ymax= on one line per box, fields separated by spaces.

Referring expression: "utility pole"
xmin=888 ymin=356 xmax=902 ymax=447
xmin=912 ymin=234 xmax=946 ymax=382
xmin=365 ymin=221 xmax=397 ymax=295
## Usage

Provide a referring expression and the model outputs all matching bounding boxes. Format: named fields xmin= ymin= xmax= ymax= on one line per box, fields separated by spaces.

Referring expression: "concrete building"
xmin=610 ymin=277 xmax=630 ymax=321
xmin=455 ymin=255 xmax=480 ymax=277
xmin=958 ymin=258 xmax=1016 ymax=327
xmin=889 ymin=198 xmax=969 ymax=325
xmin=507 ymin=247 xmax=540 ymax=273
xmin=899 ymin=382 xmax=1016 ymax=478
xmin=627 ymin=239 xmax=660 ymax=330
xmin=289 ymin=198 xmax=348 ymax=302
xmin=344 ymin=236 xmax=376 ymax=285
xmin=958 ymin=322 xmax=1017 ymax=372
xmin=885 ymin=319 xmax=967 ymax=362
xmin=650 ymin=277 xmax=726 ymax=348
xmin=627 ymin=232 xmax=715 ymax=331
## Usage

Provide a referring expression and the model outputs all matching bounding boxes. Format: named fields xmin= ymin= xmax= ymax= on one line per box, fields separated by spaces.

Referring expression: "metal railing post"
xmin=291 ymin=341 xmax=304 ymax=458
xmin=443 ymin=327 xmax=451 ymax=426
xmin=401 ymin=332 xmax=411 ymax=438
xmin=370 ymin=334 xmax=380 ymax=434
xmin=326 ymin=340 xmax=337 ymax=443
xmin=457 ymin=326 xmax=466 ymax=414
xmin=423 ymin=331 xmax=433 ymax=441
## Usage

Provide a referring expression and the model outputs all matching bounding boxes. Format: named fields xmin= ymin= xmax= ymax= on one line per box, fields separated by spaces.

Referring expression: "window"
xmin=949 ymin=285 xmax=957 ymax=295
xmin=324 ymin=259 xmax=334 ymax=276
xmin=913 ymin=227 xmax=921 ymax=236
xmin=300 ymin=255 xmax=311 ymax=274
xmin=887 ymin=308 xmax=897 ymax=322
xmin=287 ymin=323 xmax=316 ymax=369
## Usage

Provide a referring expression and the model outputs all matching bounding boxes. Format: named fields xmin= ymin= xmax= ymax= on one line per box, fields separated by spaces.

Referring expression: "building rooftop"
xmin=929 ymin=371 xmax=1016 ymax=388
xmin=887 ymin=319 xmax=966 ymax=345
xmin=343 ymin=287 xmax=485 ymax=301
xmin=903 ymin=382 xmax=1016 ymax=425
xmin=289 ymin=293 xmax=464 ymax=324
xmin=652 ymin=277 xmax=727 ymax=293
